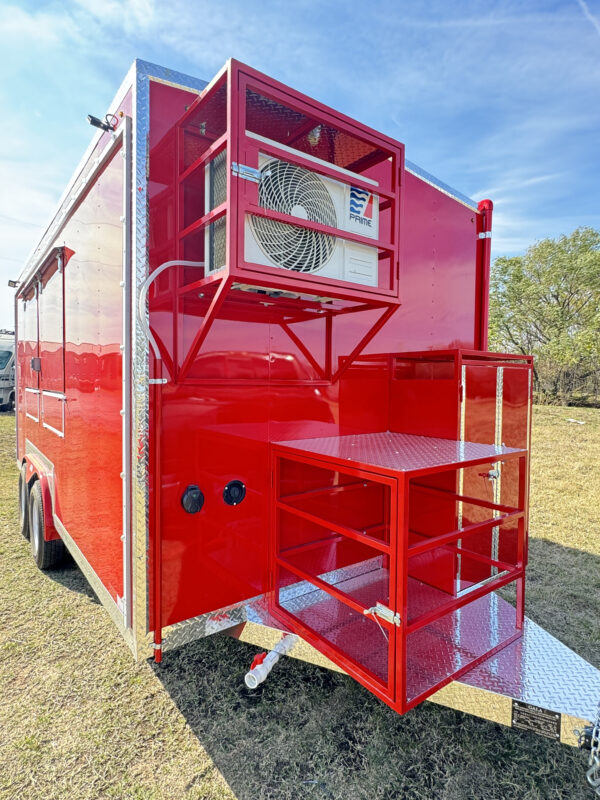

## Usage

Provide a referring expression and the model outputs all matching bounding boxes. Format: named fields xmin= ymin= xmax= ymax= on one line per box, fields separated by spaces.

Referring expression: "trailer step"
xmin=235 ymin=593 xmax=600 ymax=747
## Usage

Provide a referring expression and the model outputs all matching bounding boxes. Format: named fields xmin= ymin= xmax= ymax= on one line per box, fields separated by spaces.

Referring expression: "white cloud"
xmin=576 ymin=0 xmax=600 ymax=38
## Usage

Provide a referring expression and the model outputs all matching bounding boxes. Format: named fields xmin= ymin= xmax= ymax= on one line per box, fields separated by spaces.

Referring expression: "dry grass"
xmin=0 ymin=406 xmax=598 ymax=800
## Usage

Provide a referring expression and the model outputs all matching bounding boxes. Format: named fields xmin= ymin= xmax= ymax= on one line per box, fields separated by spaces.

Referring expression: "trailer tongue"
xmin=13 ymin=58 xmax=599 ymax=791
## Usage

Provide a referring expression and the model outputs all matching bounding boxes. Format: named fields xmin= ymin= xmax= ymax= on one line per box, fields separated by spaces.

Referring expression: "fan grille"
xmin=249 ymin=160 xmax=337 ymax=273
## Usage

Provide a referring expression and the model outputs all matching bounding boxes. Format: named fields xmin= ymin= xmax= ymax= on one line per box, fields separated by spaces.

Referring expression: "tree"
xmin=489 ymin=227 xmax=600 ymax=404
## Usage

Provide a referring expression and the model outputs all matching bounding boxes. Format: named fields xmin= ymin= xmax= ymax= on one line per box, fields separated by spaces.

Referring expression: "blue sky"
xmin=1 ymin=0 xmax=599 ymax=326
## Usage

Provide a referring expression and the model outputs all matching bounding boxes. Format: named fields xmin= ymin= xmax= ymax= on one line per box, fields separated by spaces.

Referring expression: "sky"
xmin=0 ymin=0 xmax=599 ymax=327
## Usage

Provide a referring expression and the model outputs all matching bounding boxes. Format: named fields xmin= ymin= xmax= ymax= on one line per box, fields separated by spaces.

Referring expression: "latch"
xmin=364 ymin=602 xmax=401 ymax=626
xmin=231 ymin=162 xmax=261 ymax=183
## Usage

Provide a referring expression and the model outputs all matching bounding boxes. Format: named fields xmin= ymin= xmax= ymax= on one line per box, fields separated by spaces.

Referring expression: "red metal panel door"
xmin=19 ymin=286 xmax=40 ymax=424
xmin=39 ymin=258 xmax=65 ymax=437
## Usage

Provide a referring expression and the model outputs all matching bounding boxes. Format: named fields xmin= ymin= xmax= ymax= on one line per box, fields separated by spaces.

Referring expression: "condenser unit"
xmin=205 ymin=135 xmax=380 ymax=287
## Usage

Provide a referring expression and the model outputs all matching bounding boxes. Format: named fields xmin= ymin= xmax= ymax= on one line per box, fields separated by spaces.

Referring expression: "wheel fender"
xmin=22 ymin=456 xmax=60 ymax=541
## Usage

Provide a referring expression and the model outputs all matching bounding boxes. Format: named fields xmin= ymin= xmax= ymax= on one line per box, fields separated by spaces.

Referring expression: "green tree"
xmin=489 ymin=227 xmax=600 ymax=404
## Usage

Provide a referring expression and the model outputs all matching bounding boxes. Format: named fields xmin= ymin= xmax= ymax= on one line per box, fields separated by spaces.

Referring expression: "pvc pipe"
xmin=244 ymin=634 xmax=298 ymax=689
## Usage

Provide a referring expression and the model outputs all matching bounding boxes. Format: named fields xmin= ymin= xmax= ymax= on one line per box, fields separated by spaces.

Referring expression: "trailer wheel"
xmin=18 ymin=464 xmax=30 ymax=540
xmin=29 ymin=481 xmax=65 ymax=570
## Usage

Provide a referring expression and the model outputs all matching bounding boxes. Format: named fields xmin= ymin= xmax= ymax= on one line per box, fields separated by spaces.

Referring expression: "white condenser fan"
xmin=205 ymin=133 xmax=380 ymax=288
xmin=249 ymin=160 xmax=338 ymax=274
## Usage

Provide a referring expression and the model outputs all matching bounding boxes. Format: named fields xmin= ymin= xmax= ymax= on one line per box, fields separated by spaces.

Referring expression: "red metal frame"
xmin=270 ymin=441 xmax=527 ymax=713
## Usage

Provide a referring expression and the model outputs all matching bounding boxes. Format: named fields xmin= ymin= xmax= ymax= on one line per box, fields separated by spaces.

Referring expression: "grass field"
xmin=0 ymin=407 xmax=598 ymax=800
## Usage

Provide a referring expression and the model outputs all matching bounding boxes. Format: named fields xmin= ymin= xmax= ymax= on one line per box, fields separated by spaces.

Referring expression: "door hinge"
xmin=478 ymin=231 xmax=492 ymax=239
xmin=231 ymin=162 xmax=261 ymax=183
xmin=364 ymin=602 xmax=401 ymax=626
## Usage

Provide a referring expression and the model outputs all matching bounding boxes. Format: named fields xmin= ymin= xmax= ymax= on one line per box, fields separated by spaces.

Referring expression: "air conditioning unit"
xmin=204 ymin=137 xmax=380 ymax=287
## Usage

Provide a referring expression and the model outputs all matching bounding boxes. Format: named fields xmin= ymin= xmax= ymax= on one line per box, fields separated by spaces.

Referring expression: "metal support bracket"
xmin=231 ymin=162 xmax=261 ymax=183
xmin=364 ymin=602 xmax=401 ymax=626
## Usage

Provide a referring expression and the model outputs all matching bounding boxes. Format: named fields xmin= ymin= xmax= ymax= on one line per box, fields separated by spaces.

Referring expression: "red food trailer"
xmin=13 ymin=59 xmax=600 ymax=777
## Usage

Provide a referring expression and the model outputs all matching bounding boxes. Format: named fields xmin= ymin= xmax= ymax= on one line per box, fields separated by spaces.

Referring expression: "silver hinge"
xmin=478 ymin=231 xmax=492 ymax=239
xmin=231 ymin=162 xmax=261 ymax=183
xmin=364 ymin=602 xmax=401 ymax=626
xmin=149 ymin=378 xmax=168 ymax=385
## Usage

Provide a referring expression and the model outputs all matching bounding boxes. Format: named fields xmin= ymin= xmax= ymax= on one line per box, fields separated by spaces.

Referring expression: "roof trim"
xmin=405 ymin=159 xmax=479 ymax=212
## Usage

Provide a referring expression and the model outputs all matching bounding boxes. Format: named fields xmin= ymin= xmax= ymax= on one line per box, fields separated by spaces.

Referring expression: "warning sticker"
xmin=511 ymin=700 xmax=561 ymax=740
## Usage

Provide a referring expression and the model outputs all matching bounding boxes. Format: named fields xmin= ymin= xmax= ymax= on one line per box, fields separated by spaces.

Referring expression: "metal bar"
xmin=405 ymin=569 xmax=523 ymax=635
xmin=276 ymin=500 xmax=391 ymax=555
xmin=331 ymin=304 xmax=398 ymax=384
xmin=279 ymin=322 xmax=327 ymax=380
xmin=178 ymin=202 xmax=227 ymax=241
xmin=178 ymin=277 xmax=231 ymax=381
xmin=407 ymin=510 xmax=524 ymax=557
xmin=279 ymin=479 xmax=367 ymax=503
xmin=152 ymin=356 xmax=163 ymax=662
xmin=397 ymin=474 xmax=408 ymax=709
xmin=175 ymin=270 xmax=229 ymax=297
xmin=448 ymin=545 xmax=514 ymax=574
xmin=246 ymin=203 xmax=395 ymax=253
xmin=410 ymin=481 xmax=520 ymax=515
xmin=121 ymin=114 xmax=133 ymax=628
xmin=279 ymin=532 xmax=345 ymax=558
xmin=456 ymin=570 xmax=510 ymax=598
xmin=275 ymin=556 xmax=383 ymax=620
xmin=244 ymin=131 xmax=389 ymax=195
xmin=178 ymin=132 xmax=228 ymax=183
xmin=477 ymin=200 xmax=493 ymax=350
xmin=325 ymin=314 xmax=333 ymax=379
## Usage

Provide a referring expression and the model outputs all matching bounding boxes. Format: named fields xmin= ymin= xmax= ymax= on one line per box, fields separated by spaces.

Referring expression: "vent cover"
xmin=249 ymin=160 xmax=337 ymax=273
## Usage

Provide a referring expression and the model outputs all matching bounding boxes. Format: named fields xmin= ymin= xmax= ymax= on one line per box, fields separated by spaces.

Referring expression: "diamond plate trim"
xmin=130 ymin=61 xmax=207 ymax=661
xmin=275 ymin=431 xmax=523 ymax=473
xmin=162 ymin=600 xmax=254 ymax=652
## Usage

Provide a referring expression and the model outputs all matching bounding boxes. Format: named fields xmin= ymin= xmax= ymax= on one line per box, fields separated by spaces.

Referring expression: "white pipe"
xmin=244 ymin=634 xmax=299 ymax=690
xmin=137 ymin=260 xmax=205 ymax=361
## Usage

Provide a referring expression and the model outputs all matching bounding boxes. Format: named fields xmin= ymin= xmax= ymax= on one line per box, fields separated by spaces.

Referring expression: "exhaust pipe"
xmin=244 ymin=634 xmax=298 ymax=689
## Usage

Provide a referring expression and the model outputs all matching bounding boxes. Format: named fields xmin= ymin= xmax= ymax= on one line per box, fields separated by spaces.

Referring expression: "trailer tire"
xmin=29 ymin=481 xmax=65 ymax=570
xmin=18 ymin=464 xmax=30 ymax=540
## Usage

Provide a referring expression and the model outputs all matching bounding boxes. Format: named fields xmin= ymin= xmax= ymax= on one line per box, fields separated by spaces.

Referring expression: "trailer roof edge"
xmin=405 ymin=160 xmax=479 ymax=212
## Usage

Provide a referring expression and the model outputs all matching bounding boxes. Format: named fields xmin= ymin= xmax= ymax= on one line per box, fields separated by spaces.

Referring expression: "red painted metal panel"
xmin=17 ymin=138 xmax=127 ymax=602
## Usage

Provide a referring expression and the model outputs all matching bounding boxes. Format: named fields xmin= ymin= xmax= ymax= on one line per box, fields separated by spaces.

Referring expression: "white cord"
xmin=137 ymin=260 xmax=205 ymax=362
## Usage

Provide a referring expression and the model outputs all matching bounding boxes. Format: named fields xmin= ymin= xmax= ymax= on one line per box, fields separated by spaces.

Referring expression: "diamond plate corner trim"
xmin=131 ymin=63 xmax=152 ymax=661
xmin=162 ymin=599 xmax=253 ymax=653
xmin=129 ymin=62 xmax=209 ymax=662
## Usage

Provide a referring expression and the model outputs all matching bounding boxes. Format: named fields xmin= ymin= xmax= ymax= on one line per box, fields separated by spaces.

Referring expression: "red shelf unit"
xmin=270 ymin=432 xmax=528 ymax=712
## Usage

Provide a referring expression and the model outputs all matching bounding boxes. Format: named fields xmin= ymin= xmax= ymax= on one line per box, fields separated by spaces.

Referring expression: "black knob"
xmin=181 ymin=485 xmax=204 ymax=514
xmin=223 ymin=480 xmax=246 ymax=506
